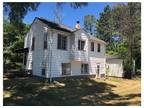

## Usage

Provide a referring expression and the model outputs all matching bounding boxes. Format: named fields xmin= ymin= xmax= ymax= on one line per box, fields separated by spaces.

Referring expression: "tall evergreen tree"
xmin=4 ymin=3 xmax=40 ymax=25
xmin=112 ymin=3 xmax=141 ymax=75
xmin=97 ymin=5 xmax=114 ymax=49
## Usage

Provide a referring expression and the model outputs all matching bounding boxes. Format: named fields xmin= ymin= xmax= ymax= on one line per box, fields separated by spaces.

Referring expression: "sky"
xmin=23 ymin=2 xmax=116 ymax=29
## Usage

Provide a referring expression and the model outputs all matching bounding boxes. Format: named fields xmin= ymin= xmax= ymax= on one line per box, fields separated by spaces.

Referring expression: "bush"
xmin=123 ymin=62 xmax=132 ymax=79
xmin=124 ymin=71 xmax=132 ymax=79
xmin=136 ymin=69 xmax=141 ymax=75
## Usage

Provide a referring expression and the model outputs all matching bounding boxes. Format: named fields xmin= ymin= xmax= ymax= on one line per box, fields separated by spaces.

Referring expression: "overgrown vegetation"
xmin=84 ymin=3 xmax=141 ymax=76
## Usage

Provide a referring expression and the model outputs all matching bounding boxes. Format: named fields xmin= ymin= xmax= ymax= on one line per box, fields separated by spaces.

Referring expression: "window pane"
xmin=81 ymin=64 xmax=83 ymax=74
xmin=44 ymin=33 xmax=47 ymax=49
xmin=97 ymin=65 xmax=100 ymax=74
xmin=31 ymin=37 xmax=35 ymax=51
xmin=81 ymin=64 xmax=88 ymax=74
xmin=42 ymin=68 xmax=46 ymax=76
xmin=91 ymin=42 xmax=94 ymax=51
xmin=58 ymin=34 xmax=67 ymax=50
xmin=81 ymin=41 xmax=85 ymax=50
xmin=97 ymin=44 xmax=101 ymax=52
xmin=63 ymin=37 xmax=67 ymax=50
xmin=78 ymin=40 xmax=81 ymax=50
xmin=57 ymin=34 xmax=61 ymax=49
xmin=62 ymin=63 xmax=71 ymax=75
xmin=78 ymin=40 xmax=85 ymax=50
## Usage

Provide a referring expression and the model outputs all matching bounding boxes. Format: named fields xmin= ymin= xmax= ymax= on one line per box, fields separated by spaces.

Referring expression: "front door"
xmin=96 ymin=64 xmax=101 ymax=78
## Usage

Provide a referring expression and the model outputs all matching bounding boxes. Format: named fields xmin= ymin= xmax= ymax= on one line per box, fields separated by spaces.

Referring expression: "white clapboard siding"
xmin=106 ymin=59 xmax=124 ymax=77
xmin=24 ymin=19 xmax=107 ymax=78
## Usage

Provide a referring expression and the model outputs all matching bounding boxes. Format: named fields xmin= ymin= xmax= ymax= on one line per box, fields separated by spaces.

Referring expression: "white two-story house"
xmin=23 ymin=17 xmax=107 ymax=78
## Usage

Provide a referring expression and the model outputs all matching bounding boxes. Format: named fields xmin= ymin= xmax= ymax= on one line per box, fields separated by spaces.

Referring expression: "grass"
xmin=3 ymin=76 xmax=141 ymax=106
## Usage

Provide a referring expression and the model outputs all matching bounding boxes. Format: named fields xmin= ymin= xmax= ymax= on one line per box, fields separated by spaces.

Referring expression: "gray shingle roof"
xmin=37 ymin=17 xmax=74 ymax=32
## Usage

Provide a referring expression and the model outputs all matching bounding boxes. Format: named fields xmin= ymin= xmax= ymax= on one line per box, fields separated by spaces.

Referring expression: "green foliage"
xmin=97 ymin=5 xmax=113 ymax=43
xmin=95 ymin=3 xmax=141 ymax=75
xmin=112 ymin=3 xmax=141 ymax=74
xmin=3 ymin=20 xmax=30 ymax=71
xmin=69 ymin=2 xmax=88 ymax=9
xmin=3 ymin=3 xmax=36 ymax=71
xmin=3 ymin=3 xmax=40 ymax=25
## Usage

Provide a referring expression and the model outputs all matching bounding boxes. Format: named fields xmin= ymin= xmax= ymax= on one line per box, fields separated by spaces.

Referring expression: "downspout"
xmin=49 ymin=31 xmax=53 ymax=83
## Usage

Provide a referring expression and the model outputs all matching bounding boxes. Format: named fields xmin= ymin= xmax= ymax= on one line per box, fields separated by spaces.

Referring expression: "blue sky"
xmin=23 ymin=2 xmax=116 ymax=29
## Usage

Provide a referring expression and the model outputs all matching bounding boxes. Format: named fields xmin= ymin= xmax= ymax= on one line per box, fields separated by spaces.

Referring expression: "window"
xmin=97 ymin=65 xmax=100 ymax=74
xmin=57 ymin=34 xmax=67 ymax=50
xmin=41 ymin=61 xmax=46 ymax=76
xmin=44 ymin=32 xmax=48 ymax=49
xmin=91 ymin=42 xmax=94 ymax=51
xmin=41 ymin=68 xmax=46 ymax=76
xmin=61 ymin=63 xmax=71 ymax=75
xmin=81 ymin=64 xmax=89 ymax=74
xmin=78 ymin=40 xmax=85 ymax=50
xmin=97 ymin=43 xmax=101 ymax=52
xmin=31 ymin=37 xmax=35 ymax=51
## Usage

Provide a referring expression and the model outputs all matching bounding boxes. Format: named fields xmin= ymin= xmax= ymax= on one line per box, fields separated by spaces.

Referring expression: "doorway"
xmin=96 ymin=64 xmax=101 ymax=78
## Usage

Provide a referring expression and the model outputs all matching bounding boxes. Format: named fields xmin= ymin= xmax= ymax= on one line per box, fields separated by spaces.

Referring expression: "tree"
xmin=3 ymin=3 xmax=40 ymax=25
xmin=112 ymin=3 xmax=141 ymax=76
xmin=3 ymin=20 xmax=30 ymax=70
xmin=54 ymin=3 xmax=63 ymax=23
xmin=97 ymin=5 xmax=114 ymax=50
xmin=56 ymin=2 xmax=88 ymax=9
xmin=84 ymin=15 xmax=97 ymax=36
xmin=3 ymin=3 xmax=39 ymax=71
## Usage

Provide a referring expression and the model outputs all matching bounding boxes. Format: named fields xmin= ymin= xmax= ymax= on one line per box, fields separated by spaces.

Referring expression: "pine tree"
xmin=97 ymin=5 xmax=114 ymax=49
xmin=112 ymin=3 xmax=141 ymax=76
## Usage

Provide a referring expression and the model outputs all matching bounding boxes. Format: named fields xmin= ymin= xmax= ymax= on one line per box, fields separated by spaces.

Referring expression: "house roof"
xmin=73 ymin=29 xmax=107 ymax=44
xmin=36 ymin=17 xmax=74 ymax=33
xmin=34 ymin=17 xmax=106 ymax=44
xmin=89 ymin=36 xmax=107 ymax=45
xmin=106 ymin=55 xmax=121 ymax=60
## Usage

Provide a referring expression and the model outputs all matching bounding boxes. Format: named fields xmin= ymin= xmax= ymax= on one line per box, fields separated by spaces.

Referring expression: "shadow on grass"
xmin=3 ymin=77 xmax=140 ymax=106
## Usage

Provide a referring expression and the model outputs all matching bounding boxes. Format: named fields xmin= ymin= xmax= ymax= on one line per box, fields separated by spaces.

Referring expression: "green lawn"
xmin=3 ymin=76 xmax=141 ymax=106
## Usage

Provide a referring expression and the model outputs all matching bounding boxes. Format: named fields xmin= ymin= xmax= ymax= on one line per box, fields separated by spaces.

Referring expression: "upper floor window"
xmin=91 ymin=42 xmax=94 ymax=51
xmin=78 ymin=40 xmax=85 ymax=51
xmin=44 ymin=32 xmax=48 ymax=49
xmin=31 ymin=37 xmax=35 ymax=51
xmin=57 ymin=34 xmax=67 ymax=50
xmin=97 ymin=43 xmax=101 ymax=52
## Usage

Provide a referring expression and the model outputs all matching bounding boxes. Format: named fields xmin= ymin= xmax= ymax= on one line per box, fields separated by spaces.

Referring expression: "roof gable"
xmin=28 ymin=17 xmax=106 ymax=45
xmin=74 ymin=29 xmax=107 ymax=45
